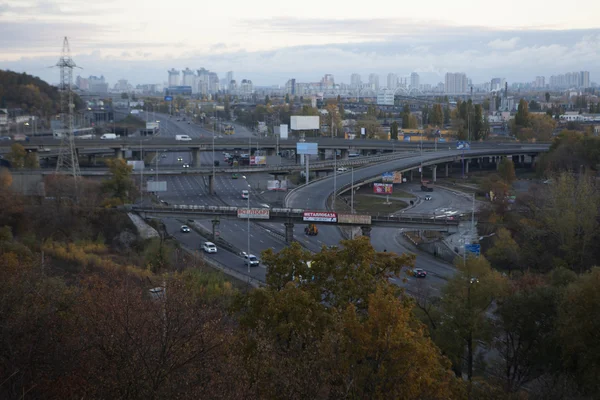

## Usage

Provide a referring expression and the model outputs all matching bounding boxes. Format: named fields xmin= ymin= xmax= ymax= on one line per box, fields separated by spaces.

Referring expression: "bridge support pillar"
xmin=361 ymin=149 xmax=369 ymax=156
xmin=295 ymin=153 xmax=301 ymax=164
xmin=208 ymin=175 xmax=215 ymax=195
xmin=410 ymin=169 xmax=414 ymax=181
xmin=132 ymin=150 xmax=141 ymax=160
xmin=319 ymin=149 xmax=326 ymax=161
xmin=88 ymin=154 xmax=96 ymax=165
xmin=496 ymin=157 xmax=500 ymax=170
xmin=114 ymin=148 xmax=123 ymax=159
xmin=432 ymin=165 xmax=437 ymax=182
xmin=284 ymin=222 xmax=294 ymax=244
xmin=530 ymin=155 xmax=536 ymax=168
xmin=520 ymin=155 xmax=525 ymax=166
xmin=211 ymin=218 xmax=220 ymax=241
xmin=191 ymin=148 xmax=201 ymax=168
xmin=465 ymin=160 xmax=470 ymax=174
xmin=340 ymin=149 xmax=349 ymax=160
xmin=445 ymin=163 xmax=449 ymax=177
xmin=360 ymin=226 xmax=372 ymax=238
xmin=266 ymin=148 xmax=275 ymax=156
xmin=479 ymin=157 xmax=483 ymax=170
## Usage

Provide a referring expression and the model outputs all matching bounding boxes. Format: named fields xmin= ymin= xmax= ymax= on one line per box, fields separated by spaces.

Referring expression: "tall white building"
xmin=445 ymin=72 xmax=468 ymax=94
xmin=182 ymin=68 xmax=195 ymax=87
xmin=387 ymin=73 xmax=397 ymax=90
xmin=168 ymin=69 xmax=180 ymax=87
xmin=535 ymin=76 xmax=545 ymax=88
xmin=350 ymin=73 xmax=362 ymax=88
xmin=368 ymin=73 xmax=379 ymax=91
xmin=580 ymin=71 xmax=590 ymax=88
xmin=410 ymin=72 xmax=419 ymax=91
xmin=226 ymin=71 xmax=234 ymax=91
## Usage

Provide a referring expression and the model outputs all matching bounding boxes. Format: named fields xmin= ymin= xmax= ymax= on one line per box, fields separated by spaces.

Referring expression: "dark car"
xmin=413 ymin=268 xmax=427 ymax=278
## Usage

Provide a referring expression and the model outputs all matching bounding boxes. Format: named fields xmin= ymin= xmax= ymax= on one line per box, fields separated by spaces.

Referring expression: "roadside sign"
xmin=303 ymin=211 xmax=337 ymax=223
xmin=382 ymin=172 xmax=394 ymax=183
xmin=465 ymin=244 xmax=481 ymax=257
xmin=237 ymin=208 xmax=270 ymax=219
xmin=373 ymin=183 xmax=393 ymax=194
xmin=164 ymin=96 xmax=173 ymax=101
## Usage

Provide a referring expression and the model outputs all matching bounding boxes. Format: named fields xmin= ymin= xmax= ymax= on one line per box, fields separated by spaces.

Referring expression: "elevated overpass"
xmin=130 ymin=204 xmax=460 ymax=243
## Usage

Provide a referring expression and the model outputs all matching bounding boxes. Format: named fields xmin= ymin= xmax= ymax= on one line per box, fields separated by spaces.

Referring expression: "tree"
xmin=101 ymin=158 xmax=135 ymax=205
xmin=443 ymin=104 xmax=451 ymax=125
xmin=485 ymin=228 xmax=520 ymax=273
xmin=24 ymin=151 xmax=39 ymax=168
xmin=558 ymin=267 xmax=600 ymax=395
xmin=431 ymin=103 xmax=444 ymax=127
xmin=545 ymin=92 xmax=551 ymax=102
xmin=472 ymin=104 xmax=485 ymax=140
xmin=401 ymin=103 xmax=412 ymax=129
xmin=498 ymin=157 xmax=516 ymax=185
xmin=529 ymin=100 xmax=541 ymax=111
xmin=264 ymin=95 xmax=270 ymax=105
xmin=358 ymin=115 xmax=384 ymax=139
xmin=5 ymin=143 xmax=27 ymax=168
xmin=493 ymin=278 xmax=562 ymax=394
xmin=390 ymin=121 xmax=399 ymax=140
xmin=0 ymin=167 xmax=12 ymax=188
xmin=284 ymin=93 xmax=290 ymax=103
xmin=436 ymin=256 xmax=507 ymax=383
xmin=517 ymin=114 xmax=556 ymax=142
xmin=514 ymin=99 xmax=530 ymax=128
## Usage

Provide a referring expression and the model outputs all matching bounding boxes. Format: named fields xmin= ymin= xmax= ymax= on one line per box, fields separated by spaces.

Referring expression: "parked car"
xmin=202 ymin=242 xmax=217 ymax=253
xmin=180 ymin=225 xmax=191 ymax=233
xmin=413 ymin=268 xmax=427 ymax=278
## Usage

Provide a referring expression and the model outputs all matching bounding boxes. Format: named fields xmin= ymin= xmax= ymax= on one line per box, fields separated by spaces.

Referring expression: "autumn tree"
xmin=485 ymin=227 xmax=520 ymax=274
xmin=431 ymin=103 xmax=444 ymax=127
xmin=390 ymin=121 xmax=399 ymax=140
xmin=101 ymin=158 xmax=135 ymax=205
xmin=498 ymin=157 xmax=517 ymax=185
xmin=5 ymin=143 xmax=27 ymax=168
xmin=435 ymin=255 xmax=507 ymax=383
xmin=558 ymin=267 xmax=600 ymax=395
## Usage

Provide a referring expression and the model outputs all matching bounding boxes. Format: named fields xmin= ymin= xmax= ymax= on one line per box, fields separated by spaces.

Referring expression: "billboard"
xmin=279 ymin=124 xmax=289 ymax=139
xmin=403 ymin=135 xmax=411 ymax=142
xmin=291 ymin=116 xmax=320 ymax=130
xmin=237 ymin=208 xmax=270 ymax=220
xmin=296 ymin=142 xmax=318 ymax=155
xmin=439 ymin=138 xmax=446 ymax=143
xmin=382 ymin=172 xmax=394 ymax=183
xmin=146 ymin=122 xmax=159 ymax=130
xmin=393 ymin=171 xmax=403 ymax=184
xmin=127 ymin=160 xmax=144 ymax=171
xmin=457 ymin=141 xmax=470 ymax=150
xmin=303 ymin=211 xmax=337 ymax=223
xmin=250 ymin=156 xmax=266 ymax=165
xmin=360 ymin=127 xmax=366 ymax=136
xmin=373 ymin=183 xmax=393 ymax=194
xmin=337 ymin=214 xmax=372 ymax=225
xmin=164 ymin=96 xmax=173 ymax=101
xmin=147 ymin=181 xmax=167 ymax=192
xmin=267 ymin=180 xmax=288 ymax=191
xmin=465 ymin=244 xmax=481 ymax=257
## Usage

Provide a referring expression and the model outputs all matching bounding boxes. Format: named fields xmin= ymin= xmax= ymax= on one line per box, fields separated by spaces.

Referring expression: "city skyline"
xmin=1 ymin=1 xmax=599 ymax=86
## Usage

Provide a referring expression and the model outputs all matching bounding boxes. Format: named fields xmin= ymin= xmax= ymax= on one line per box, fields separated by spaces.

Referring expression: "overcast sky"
xmin=1 ymin=0 xmax=598 ymax=86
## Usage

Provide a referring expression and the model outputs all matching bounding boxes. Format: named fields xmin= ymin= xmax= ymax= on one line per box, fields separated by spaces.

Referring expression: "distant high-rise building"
xmin=490 ymin=78 xmax=505 ymax=92
xmin=387 ymin=73 xmax=397 ymax=90
xmin=88 ymin=75 xmax=108 ymax=93
xmin=285 ymin=78 xmax=296 ymax=95
xmin=321 ymin=74 xmax=334 ymax=89
xmin=182 ymin=68 xmax=195 ymax=87
xmin=168 ymin=69 xmax=180 ymax=87
xmin=117 ymin=79 xmax=129 ymax=91
xmin=410 ymin=72 xmax=419 ymax=91
xmin=445 ymin=72 xmax=468 ymax=94
xmin=350 ymin=73 xmax=361 ymax=88
xmin=580 ymin=71 xmax=590 ymax=88
xmin=368 ymin=73 xmax=379 ymax=91
xmin=535 ymin=76 xmax=545 ymax=88
xmin=226 ymin=71 xmax=234 ymax=91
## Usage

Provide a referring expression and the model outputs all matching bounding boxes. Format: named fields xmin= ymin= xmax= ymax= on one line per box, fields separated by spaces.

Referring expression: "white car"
xmin=241 ymin=190 xmax=249 ymax=199
xmin=337 ymin=167 xmax=348 ymax=173
xmin=202 ymin=242 xmax=217 ymax=253
xmin=180 ymin=225 xmax=191 ymax=233
xmin=242 ymin=252 xmax=260 ymax=267
xmin=182 ymin=164 xmax=190 ymax=168
xmin=424 ymin=195 xmax=432 ymax=201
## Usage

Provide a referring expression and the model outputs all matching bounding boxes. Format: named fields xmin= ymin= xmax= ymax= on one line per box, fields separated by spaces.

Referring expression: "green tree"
xmin=5 ymin=143 xmax=27 ymax=168
xmin=443 ymin=104 xmax=451 ymax=124
xmin=436 ymin=256 xmax=507 ymax=382
xmin=545 ymin=92 xmax=551 ymax=102
xmin=514 ymin=99 xmax=530 ymax=128
xmin=431 ymin=103 xmax=444 ymax=127
xmin=390 ymin=121 xmax=399 ymax=140
xmin=401 ymin=103 xmax=413 ymax=129
xmin=472 ymin=104 xmax=484 ymax=140
xmin=24 ymin=151 xmax=39 ymax=168
xmin=264 ymin=95 xmax=270 ymax=105
xmin=101 ymin=158 xmax=135 ymax=205
xmin=558 ymin=267 xmax=600 ymax=395
xmin=485 ymin=228 xmax=520 ymax=273
xmin=498 ymin=157 xmax=516 ymax=185
xmin=284 ymin=93 xmax=290 ymax=103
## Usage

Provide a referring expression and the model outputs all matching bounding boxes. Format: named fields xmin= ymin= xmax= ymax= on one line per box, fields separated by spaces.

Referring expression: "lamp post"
xmin=332 ymin=151 xmax=337 ymax=210
xmin=351 ymin=167 xmax=355 ymax=214
xmin=242 ymin=176 xmax=251 ymax=273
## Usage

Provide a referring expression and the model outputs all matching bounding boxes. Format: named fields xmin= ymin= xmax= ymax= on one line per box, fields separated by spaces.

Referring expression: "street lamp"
xmin=242 ymin=176 xmax=251 ymax=273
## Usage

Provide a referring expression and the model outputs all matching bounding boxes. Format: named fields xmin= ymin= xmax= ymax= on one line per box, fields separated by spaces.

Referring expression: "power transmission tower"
xmin=55 ymin=37 xmax=81 ymax=179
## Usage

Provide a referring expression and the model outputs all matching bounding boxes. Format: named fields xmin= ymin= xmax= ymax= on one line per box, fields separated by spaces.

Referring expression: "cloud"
xmin=488 ymin=37 xmax=520 ymax=49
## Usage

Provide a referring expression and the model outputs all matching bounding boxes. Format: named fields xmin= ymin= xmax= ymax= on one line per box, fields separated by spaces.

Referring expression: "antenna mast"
xmin=55 ymin=37 xmax=81 ymax=179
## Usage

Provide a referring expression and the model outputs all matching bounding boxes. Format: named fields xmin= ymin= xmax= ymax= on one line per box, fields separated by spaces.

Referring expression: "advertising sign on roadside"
xmin=382 ymin=172 xmax=394 ymax=183
xmin=403 ymin=135 xmax=411 ymax=142
xmin=250 ymin=156 xmax=266 ymax=165
xmin=267 ymin=180 xmax=288 ymax=191
xmin=337 ymin=214 xmax=372 ymax=225
xmin=237 ymin=208 xmax=270 ymax=219
xmin=164 ymin=96 xmax=173 ymax=101
xmin=393 ymin=171 xmax=403 ymax=184
xmin=303 ymin=211 xmax=337 ymax=223
xmin=373 ymin=183 xmax=393 ymax=194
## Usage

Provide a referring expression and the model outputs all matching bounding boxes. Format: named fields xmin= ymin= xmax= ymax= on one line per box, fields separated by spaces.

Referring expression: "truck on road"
xmin=175 ymin=135 xmax=192 ymax=141
xmin=100 ymin=133 xmax=117 ymax=140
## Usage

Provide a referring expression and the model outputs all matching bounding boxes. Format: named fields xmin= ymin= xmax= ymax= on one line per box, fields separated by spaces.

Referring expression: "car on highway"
xmin=161 ymin=154 xmax=167 ymax=158
xmin=242 ymin=252 xmax=260 ymax=267
xmin=177 ymin=156 xmax=183 ymax=162
xmin=337 ymin=167 xmax=348 ymax=173
xmin=182 ymin=163 xmax=190 ymax=168
xmin=232 ymin=173 xmax=239 ymax=179
xmin=202 ymin=242 xmax=217 ymax=253
xmin=180 ymin=225 xmax=191 ymax=233
xmin=425 ymin=195 xmax=432 ymax=201
xmin=413 ymin=268 xmax=427 ymax=278
xmin=241 ymin=190 xmax=249 ymax=199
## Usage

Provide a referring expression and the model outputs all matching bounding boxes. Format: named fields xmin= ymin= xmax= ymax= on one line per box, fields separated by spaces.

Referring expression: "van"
xmin=100 ymin=133 xmax=117 ymax=140
xmin=176 ymin=135 xmax=192 ymax=141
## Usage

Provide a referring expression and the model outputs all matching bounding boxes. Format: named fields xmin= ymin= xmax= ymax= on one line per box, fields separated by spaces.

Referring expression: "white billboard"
xmin=237 ymin=208 xmax=270 ymax=219
xmin=291 ymin=116 xmax=320 ymax=130
xmin=279 ymin=124 xmax=288 ymax=139
xmin=127 ymin=160 xmax=144 ymax=171
xmin=147 ymin=181 xmax=167 ymax=192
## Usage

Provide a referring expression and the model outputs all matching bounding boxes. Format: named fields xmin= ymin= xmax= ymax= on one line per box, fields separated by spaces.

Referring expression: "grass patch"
xmin=333 ymin=194 xmax=408 ymax=215
xmin=354 ymin=185 xmax=416 ymax=199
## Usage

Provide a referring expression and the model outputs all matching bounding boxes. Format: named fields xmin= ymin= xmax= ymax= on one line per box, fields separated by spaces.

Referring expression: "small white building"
xmin=376 ymin=89 xmax=395 ymax=106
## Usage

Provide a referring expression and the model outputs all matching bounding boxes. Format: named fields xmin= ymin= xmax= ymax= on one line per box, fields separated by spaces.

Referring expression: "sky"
xmin=0 ymin=0 xmax=598 ymax=87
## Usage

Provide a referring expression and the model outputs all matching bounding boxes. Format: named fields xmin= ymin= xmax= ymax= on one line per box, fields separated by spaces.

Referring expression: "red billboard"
xmin=373 ymin=183 xmax=393 ymax=194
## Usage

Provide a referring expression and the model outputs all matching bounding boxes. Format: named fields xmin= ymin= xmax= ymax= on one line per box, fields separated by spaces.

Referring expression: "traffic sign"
xmin=465 ymin=244 xmax=481 ymax=257
xmin=164 ymin=96 xmax=173 ymax=101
